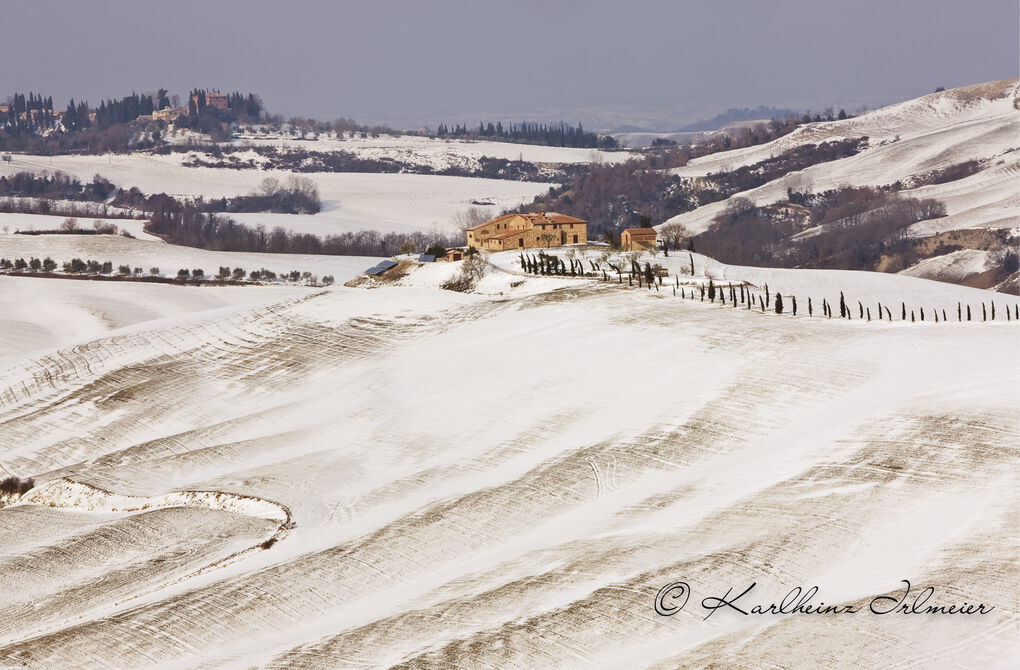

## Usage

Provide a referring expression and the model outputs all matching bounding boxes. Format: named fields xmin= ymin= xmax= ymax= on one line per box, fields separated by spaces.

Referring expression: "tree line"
xmin=0 ymin=256 xmax=336 ymax=286
xmin=434 ymin=120 xmax=618 ymax=149
xmin=0 ymin=171 xmax=115 ymax=201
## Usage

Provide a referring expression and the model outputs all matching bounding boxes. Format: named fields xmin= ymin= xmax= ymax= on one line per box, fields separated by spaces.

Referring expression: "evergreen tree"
xmin=775 ymin=293 xmax=784 ymax=314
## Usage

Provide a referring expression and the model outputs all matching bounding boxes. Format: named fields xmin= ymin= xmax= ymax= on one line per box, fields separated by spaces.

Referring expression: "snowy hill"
xmin=660 ymin=79 xmax=1019 ymax=285
xmin=0 ymin=253 xmax=1016 ymax=668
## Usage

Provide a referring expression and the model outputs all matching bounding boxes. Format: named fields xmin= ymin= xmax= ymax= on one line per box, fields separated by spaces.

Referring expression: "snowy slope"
xmin=661 ymin=79 xmax=1020 ymax=237
xmin=0 ymin=255 xmax=1016 ymax=669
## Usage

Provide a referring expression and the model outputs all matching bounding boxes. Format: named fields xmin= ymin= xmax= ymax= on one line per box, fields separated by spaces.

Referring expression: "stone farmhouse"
xmin=466 ymin=212 xmax=587 ymax=251
xmin=621 ymin=227 xmax=658 ymax=251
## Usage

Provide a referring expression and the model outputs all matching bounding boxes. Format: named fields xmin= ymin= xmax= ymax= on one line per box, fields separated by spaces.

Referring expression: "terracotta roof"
xmin=491 ymin=229 xmax=528 ymax=240
xmin=623 ymin=228 xmax=657 ymax=236
xmin=522 ymin=212 xmax=586 ymax=225
xmin=467 ymin=213 xmax=519 ymax=231
xmin=468 ymin=211 xmax=587 ymax=232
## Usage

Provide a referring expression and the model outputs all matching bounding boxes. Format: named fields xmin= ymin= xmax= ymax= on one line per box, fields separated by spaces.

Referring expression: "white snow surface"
xmin=0 ymin=249 xmax=1017 ymax=668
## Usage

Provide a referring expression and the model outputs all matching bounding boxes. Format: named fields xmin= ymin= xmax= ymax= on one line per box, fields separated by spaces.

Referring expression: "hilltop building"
xmin=192 ymin=91 xmax=228 ymax=111
xmin=466 ymin=212 xmax=587 ymax=250
xmin=153 ymin=107 xmax=186 ymax=122
xmin=621 ymin=227 xmax=658 ymax=251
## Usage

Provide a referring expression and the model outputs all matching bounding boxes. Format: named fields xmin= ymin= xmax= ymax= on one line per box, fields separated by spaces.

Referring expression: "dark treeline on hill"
xmin=0 ymin=171 xmax=115 ymax=201
xmin=434 ymin=121 xmax=618 ymax=149
xmin=146 ymin=201 xmax=457 ymax=256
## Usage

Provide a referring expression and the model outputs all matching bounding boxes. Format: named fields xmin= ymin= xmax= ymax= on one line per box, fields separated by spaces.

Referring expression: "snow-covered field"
xmin=0 ymin=251 xmax=1016 ymax=668
xmin=226 ymin=132 xmax=634 ymax=167
xmin=0 ymin=153 xmax=552 ymax=235
xmin=0 ymin=212 xmax=159 ymax=241
xmin=0 ymin=233 xmax=381 ymax=282
xmin=661 ymin=79 xmax=1020 ymax=238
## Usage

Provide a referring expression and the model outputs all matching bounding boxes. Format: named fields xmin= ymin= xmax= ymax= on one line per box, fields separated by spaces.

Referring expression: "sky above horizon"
xmin=2 ymin=0 xmax=1017 ymax=130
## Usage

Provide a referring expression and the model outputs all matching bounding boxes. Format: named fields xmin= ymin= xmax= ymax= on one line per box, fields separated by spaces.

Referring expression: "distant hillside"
xmin=678 ymin=106 xmax=799 ymax=131
xmin=662 ymin=78 xmax=1020 ymax=292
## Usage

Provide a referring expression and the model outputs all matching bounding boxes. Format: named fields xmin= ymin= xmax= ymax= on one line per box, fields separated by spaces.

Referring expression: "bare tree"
xmin=452 ymin=207 xmax=489 ymax=233
xmin=61 ymin=217 xmax=78 ymax=231
xmin=658 ymin=222 xmax=688 ymax=251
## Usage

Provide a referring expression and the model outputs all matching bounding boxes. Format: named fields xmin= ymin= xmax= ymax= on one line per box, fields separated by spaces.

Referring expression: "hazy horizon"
xmin=2 ymin=0 xmax=1017 ymax=130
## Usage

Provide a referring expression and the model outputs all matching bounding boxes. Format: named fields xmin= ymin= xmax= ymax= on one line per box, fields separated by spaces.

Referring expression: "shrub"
xmin=0 ymin=476 xmax=34 ymax=497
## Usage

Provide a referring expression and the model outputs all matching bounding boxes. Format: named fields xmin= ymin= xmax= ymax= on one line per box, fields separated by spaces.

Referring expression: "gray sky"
xmin=2 ymin=0 xmax=1017 ymax=130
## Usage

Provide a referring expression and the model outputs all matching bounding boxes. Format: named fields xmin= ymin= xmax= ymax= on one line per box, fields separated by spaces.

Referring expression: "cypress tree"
xmin=765 ymin=283 xmax=770 ymax=308
xmin=858 ymin=301 xmax=863 ymax=319
xmin=689 ymin=253 xmax=695 ymax=276
xmin=958 ymin=302 xmax=962 ymax=321
xmin=933 ymin=309 xmax=938 ymax=323
xmin=982 ymin=302 xmax=986 ymax=321
xmin=708 ymin=279 xmax=715 ymax=301
xmin=700 ymin=286 xmax=704 ymax=301
xmin=942 ymin=309 xmax=946 ymax=322
xmin=902 ymin=302 xmax=906 ymax=320
xmin=885 ymin=306 xmax=892 ymax=321
xmin=775 ymin=293 xmax=784 ymax=314
xmin=792 ymin=295 xmax=797 ymax=316
xmin=808 ymin=297 xmax=813 ymax=316
xmin=866 ymin=307 xmax=871 ymax=321
xmin=920 ymin=307 xmax=924 ymax=321
xmin=967 ymin=305 xmax=971 ymax=321
xmin=759 ymin=296 xmax=765 ymax=312
xmin=840 ymin=292 xmax=847 ymax=318
xmin=911 ymin=311 xmax=915 ymax=322
xmin=991 ymin=302 xmax=995 ymax=320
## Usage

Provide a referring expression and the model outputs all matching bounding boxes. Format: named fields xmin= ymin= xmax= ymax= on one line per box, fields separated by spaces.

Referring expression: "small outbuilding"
xmin=621 ymin=227 xmax=658 ymax=251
